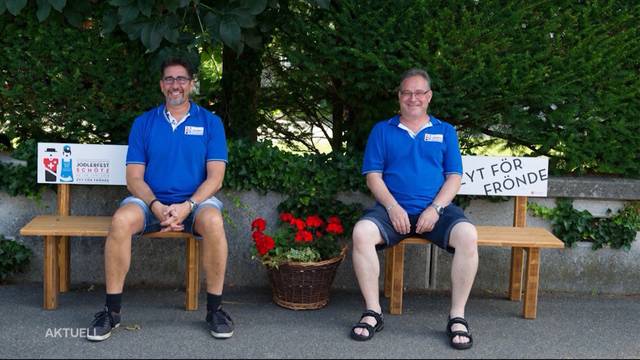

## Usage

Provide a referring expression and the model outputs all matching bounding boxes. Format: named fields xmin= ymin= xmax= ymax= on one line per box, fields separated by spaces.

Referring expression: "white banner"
xmin=459 ymin=156 xmax=549 ymax=197
xmin=37 ymin=143 xmax=127 ymax=185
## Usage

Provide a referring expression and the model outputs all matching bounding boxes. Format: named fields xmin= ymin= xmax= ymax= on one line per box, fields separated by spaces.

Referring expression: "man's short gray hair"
xmin=399 ymin=68 xmax=432 ymax=90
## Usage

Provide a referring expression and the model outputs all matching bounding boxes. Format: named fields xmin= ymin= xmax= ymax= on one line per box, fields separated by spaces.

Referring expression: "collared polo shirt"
xmin=362 ymin=115 xmax=462 ymax=215
xmin=126 ymin=101 xmax=228 ymax=204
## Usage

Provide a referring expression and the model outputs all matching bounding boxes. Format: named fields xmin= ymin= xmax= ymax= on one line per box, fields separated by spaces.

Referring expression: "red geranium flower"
xmin=249 ymin=212 xmax=346 ymax=267
xmin=326 ymin=222 xmax=344 ymax=235
xmin=306 ymin=215 xmax=324 ymax=228
xmin=251 ymin=218 xmax=266 ymax=231
xmin=292 ymin=218 xmax=306 ymax=231
xmin=256 ymin=234 xmax=275 ymax=255
xmin=280 ymin=212 xmax=294 ymax=223
xmin=327 ymin=216 xmax=341 ymax=225
xmin=252 ymin=230 xmax=264 ymax=242
xmin=295 ymin=230 xmax=314 ymax=243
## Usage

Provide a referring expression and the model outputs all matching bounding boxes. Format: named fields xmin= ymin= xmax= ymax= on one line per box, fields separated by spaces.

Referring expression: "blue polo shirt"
xmin=126 ymin=102 xmax=228 ymax=204
xmin=362 ymin=115 xmax=462 ymax=215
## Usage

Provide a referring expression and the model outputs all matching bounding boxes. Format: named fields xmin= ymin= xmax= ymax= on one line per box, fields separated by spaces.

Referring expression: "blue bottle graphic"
xmin=60 ymin=145 xmax=74 ymax=182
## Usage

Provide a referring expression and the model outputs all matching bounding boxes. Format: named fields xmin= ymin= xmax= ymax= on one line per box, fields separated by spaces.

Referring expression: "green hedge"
xmin=0 ymin=4 xmax=159 ymax=147
xmin=267 ymin=0 xmax=640 ymax=177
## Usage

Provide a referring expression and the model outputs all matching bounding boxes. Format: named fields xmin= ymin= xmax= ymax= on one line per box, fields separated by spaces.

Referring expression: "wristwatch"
xmin=430 ymin=203 xmax=445 ymax=216
xmin=187 ymin=199 xmax=197 ymax=213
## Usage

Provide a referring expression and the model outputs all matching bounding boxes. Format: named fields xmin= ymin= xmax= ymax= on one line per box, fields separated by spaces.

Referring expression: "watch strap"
xmin=431 ymin=203 xmax=445 ymax=215
xmin=188 ymin=199 xmax=197 ymax=212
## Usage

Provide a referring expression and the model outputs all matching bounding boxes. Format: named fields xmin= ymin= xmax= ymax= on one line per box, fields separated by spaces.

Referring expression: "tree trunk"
xmin=218 ymin=46 xmax=264 ymax=141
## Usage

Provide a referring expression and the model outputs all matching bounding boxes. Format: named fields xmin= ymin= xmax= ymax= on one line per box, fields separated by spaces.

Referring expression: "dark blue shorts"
xmin=360 ymin=203 xmax=472 ymax=253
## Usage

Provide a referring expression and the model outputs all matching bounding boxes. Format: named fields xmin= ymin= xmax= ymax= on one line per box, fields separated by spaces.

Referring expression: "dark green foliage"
xmin=529 ymin=199 xmax=640 ymax=250
xmin=0 ymin=0 xmax=328 ymax=54
xmin=0 ymin=235 xmax=32 ymax=282
xmin=0 ymin=3 xmax=160 ymax=146
xmin=264 ymin=0 xmax=418 ymax=151
xmin=0 ymin=139 xmax=39 ymax=197
xmin=424 ymin=0 xmax=640 ymax=177
xmin=266 ymin=0 xmax=640 ymax=176
xmin=226 ymin=139 xmax=366 ymax=232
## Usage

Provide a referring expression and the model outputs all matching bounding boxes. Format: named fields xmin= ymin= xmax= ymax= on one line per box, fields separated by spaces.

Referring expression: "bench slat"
xmin=394 ymin=226 xmax=564 ymax=248
xmin=19 ymin=215 xmax=192 ymax=238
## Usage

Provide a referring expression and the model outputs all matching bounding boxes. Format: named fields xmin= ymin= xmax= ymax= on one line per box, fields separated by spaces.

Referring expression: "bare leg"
xmin=193 ymin=207 xmax=228 ymax=295
xmin=352 ymin=220 xmax=385 ymax=337
xmin=105 ymin=204 xmax=145 ymax=294
xmin=448 ymin=222 xmax=478 ymax=345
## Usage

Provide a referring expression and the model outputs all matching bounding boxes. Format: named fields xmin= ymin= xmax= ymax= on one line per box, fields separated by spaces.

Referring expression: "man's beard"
xmin=166 ymin=91 xmax=187 ymax=106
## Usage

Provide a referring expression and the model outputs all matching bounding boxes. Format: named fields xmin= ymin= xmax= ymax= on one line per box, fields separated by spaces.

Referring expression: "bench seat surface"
xmin=19 ymin=215 xmax=191 ymax=238
xmin=400 ymin=226 xmax=563 ymax=248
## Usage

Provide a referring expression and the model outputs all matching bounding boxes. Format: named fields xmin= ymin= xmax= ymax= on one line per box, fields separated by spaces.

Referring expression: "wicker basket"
xmin=267 ymin=247 xmax=347 ymax=310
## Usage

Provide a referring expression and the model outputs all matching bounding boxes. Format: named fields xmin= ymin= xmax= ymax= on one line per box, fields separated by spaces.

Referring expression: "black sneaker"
xmin=206 ymin=308 xmax=234 ymax=339
xmin=87 ymin=307 xmax=120 ymax=342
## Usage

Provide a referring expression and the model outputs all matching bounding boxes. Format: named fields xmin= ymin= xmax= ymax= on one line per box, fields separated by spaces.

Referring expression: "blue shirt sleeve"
xmin=206 ymin=113 xmax=228 ymax=163
xmin=126 ymin=116 xmax=146 ymax=165
xmin=442 ymin=124 xmax=463 ymax=175
xmin=362 ymin=122 xmax=385 ymax=175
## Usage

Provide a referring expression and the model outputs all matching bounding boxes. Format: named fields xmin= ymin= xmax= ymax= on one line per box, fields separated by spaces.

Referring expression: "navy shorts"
xmin=360 ymin=203 xmax=472 ymax=253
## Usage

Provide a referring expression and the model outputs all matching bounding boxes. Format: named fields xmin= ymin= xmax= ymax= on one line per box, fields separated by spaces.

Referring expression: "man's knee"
xmin=449 ymin=222 xmax=478 ymax=253
xmin=109 ymin=205 xmax=143 ymax=236
xmin=195 ymin=207 xmax=225 ymax=237
xmin=352 ymin=220 xmax=383 ymax=249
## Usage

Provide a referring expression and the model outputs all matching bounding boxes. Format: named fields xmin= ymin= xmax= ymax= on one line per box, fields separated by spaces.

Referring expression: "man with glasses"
xmin=87 ymin=57 xmax=234 ymax=341
xmin=350 ymin=69 xmax=478 ymax=350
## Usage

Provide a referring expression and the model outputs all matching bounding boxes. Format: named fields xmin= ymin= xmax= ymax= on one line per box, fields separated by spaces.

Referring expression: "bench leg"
xmin=509 ymin=247 xmax=524 ymax=301
xmin=44 ymin=236 xmax=59 ymax=310
xmin=389 ymin=244 xmax=405 ymax=315
xmin=58 ymin=236 xmax=70 ymax=293
xmin=383 ymin=248 xmax=394 ymax=298
xmin=185 ymin=236 xmax=200 ymax=311
xmin=523 ymin=247 xmax=540 ymax=319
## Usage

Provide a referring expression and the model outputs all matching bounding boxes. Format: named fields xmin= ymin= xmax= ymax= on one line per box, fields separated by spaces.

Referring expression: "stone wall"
xmin=1 ymin=176 xmax=639 ymax=295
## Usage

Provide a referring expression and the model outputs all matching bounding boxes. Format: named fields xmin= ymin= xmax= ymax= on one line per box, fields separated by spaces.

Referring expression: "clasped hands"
xmin=388 ymin=204 xmax=440 ymax=235
xmin=151 ymin=201 xmax=192 ymax=232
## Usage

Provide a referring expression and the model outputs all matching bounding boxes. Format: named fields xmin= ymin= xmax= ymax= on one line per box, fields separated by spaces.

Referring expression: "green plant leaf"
xmin=0 ymin=1 xmax=6 ymax=15
xmin=204 ymin=11 xmax=221 ymax=42
xmin=233 ymin=13 xmax=256 ymax=28
xmin=163 ymin=26 xmax=179 ymax=43
xmin=238 ymin=0 xmax=267 ymax=16
xmin=148 ymin=22 xmax=164 ymax=51
xmin=140 ymin=21 xmax=154 ymax=50
xmin=219 ymin=15 xmax=241 ymax=52
xmin=137 ymin=0 xmax=153 ymax=17
xmin=102 ymin=8 xmax=119 ymax=34
xmin=36 ymin=0 xmax=52 ymax=21
xmin=118 ymin=3 xmax=139 ymax=24
xmin=6 ymin=0 xmax=27 ymax=15
xmin=48 ymin=0 xmax=66 ymax=12
xmin=120 ymin=20 xmax=145 ymax=40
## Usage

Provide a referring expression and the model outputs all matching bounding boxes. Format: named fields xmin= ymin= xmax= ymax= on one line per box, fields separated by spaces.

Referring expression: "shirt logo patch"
xmin=185 ymin=126 xmax=204 ymax=136
xmin=424 ymin=133 xmax=443 ymax=142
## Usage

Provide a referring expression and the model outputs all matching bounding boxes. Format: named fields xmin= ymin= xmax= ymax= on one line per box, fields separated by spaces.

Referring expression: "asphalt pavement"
xmin=1 ymin=283 xmax=638 ymax=359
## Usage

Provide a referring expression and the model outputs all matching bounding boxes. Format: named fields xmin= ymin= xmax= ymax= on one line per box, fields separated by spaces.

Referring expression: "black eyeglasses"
xmin=399 ymin=89 xmax=431 ymax=99
xmin=162 ymin=76 xmax=192 ymax=85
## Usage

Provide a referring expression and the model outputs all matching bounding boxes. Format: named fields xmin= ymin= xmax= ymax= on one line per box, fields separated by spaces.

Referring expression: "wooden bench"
xmin=382 ymin=157 xmax=565 ymax=319
xmin=19 ymin=143 xmax=200 ymax=310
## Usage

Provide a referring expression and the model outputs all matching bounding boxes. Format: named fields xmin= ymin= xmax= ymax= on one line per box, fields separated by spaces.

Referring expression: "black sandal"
xmin=447 ymin=316 xmax=473 ymax=350
xmin=350 ymin=310 xmax=384 ymax=341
